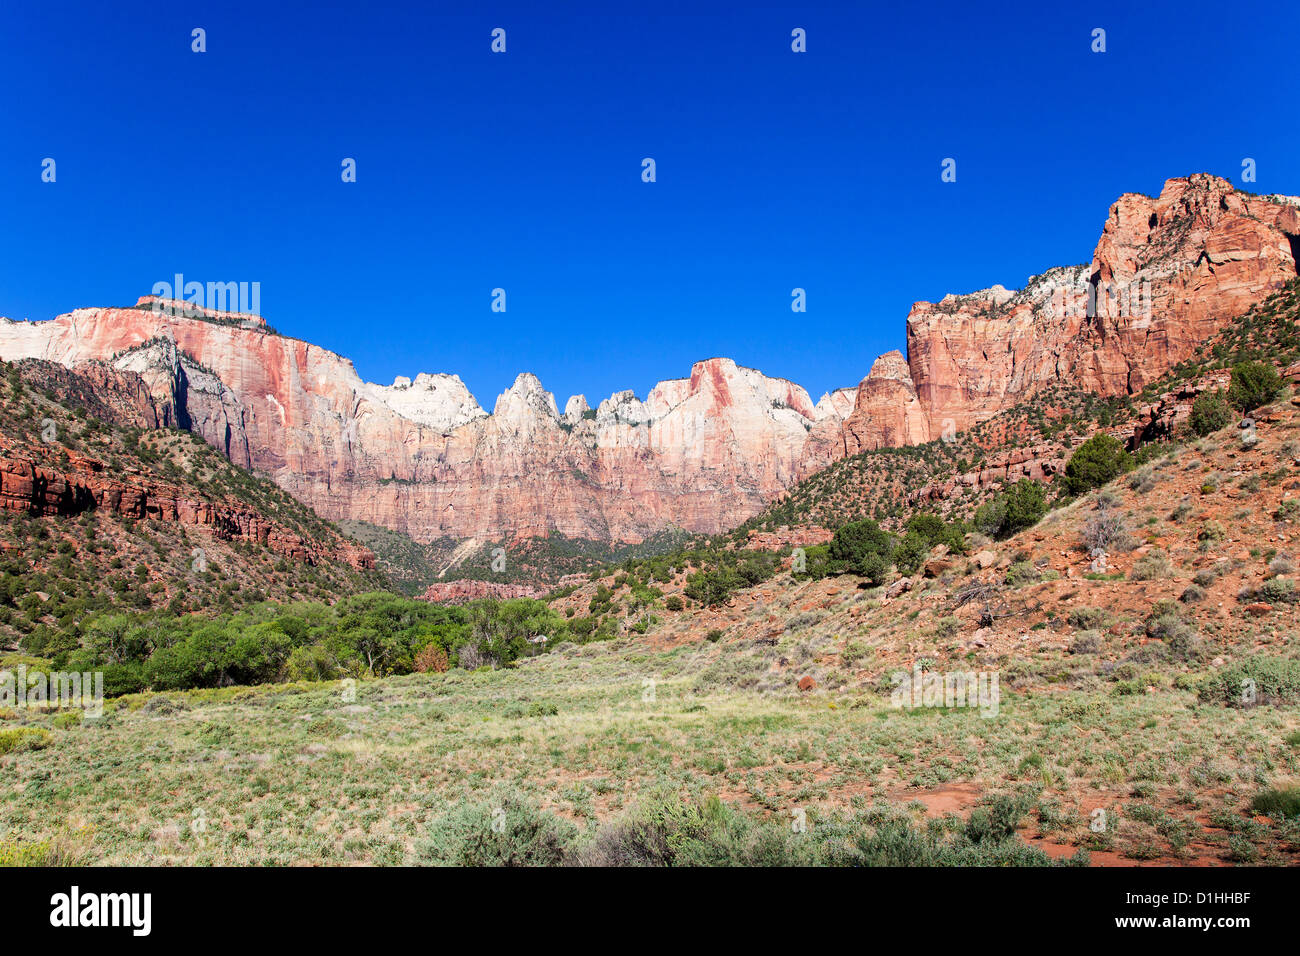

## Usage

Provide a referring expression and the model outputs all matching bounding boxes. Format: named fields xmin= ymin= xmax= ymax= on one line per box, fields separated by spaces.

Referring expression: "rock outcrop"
xmin=906 ymin=175 xmax=1299 ymax=436
xmin=912 ymin=444 xmax=1068 ymax=503
xmin=0 ymin=450 xmax=372 ymax=570
xmin=2 ymin=175 xmax=1296 ymax=546
xmin=420 ymin=580 xmax=545 ymax=603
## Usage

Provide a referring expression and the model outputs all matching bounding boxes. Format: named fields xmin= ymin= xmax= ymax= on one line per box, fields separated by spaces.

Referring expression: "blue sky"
xmin=2 ymin=0 xmax=1298 ymax=407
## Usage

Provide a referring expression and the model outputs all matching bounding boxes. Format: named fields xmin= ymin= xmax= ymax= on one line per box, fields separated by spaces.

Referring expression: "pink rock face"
xmin=0 ymin=309 xmax=824 ymax=541
xmin=840 ymin=351 xmax=932 ymax=453
xmin=906 ymin=175 xmax=1300 ymax=436
xmin=2 ymin=175 xmax=1296 ymax=546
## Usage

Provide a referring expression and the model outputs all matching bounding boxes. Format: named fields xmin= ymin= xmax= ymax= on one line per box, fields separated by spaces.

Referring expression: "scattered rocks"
xmin=923 ymin=556 xmax=956 ymax=578
xmin=885 ymin=576 xmax=913 ymax=599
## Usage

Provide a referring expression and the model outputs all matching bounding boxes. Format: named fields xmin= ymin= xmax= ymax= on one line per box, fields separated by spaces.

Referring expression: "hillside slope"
xmin=0 ymin=357 xmax=382 ymax=651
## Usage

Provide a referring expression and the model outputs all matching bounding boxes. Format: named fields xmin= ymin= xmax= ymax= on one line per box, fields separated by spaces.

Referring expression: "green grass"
xmin=1 ymin=632 xmax=1296 ymax=865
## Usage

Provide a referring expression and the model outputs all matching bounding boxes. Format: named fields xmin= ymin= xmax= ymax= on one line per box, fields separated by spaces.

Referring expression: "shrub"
xmin=0 ymin=727 xmax=52 ymax=755
xmin=829 ymin=519 xmax=894 ymax=577
xmin=1081 ymin=503 xmax=1131 ymax=554
xmin=1129 ymin=549 xmax=1171 ymax=581
xmin=568 ymin=794 xmax=1057 ymax=867
xmin=1062 ymin=433 xmax=1134 ymax=496
xmin=413 ymin=643 xmax=450 ymax=673
xmin=1254 ymin=577 xmax=1297 ymax=605
xmin=1068 ymin=606 xmax=1110 ymax=630
xmin=413 ymin=790 xmax=577 ymax=866
xmin=1127 ymin=467 xmax=1157 ymax=494
xmin=1197 ymin=521 xmax=1226 ymax=542
xmin=664 ymin=596 xmax=684 ymax=612
xmin=1251 ymin=787 xmax=1300 ymax=819
xmin=1004 ymin=561 xmax=1041 ymax=587
xmin=0 ymin=838 xmax=52 ymax=867
xmin=570 ymin=795 xmax=811 ymax=867
xmin=1069 ymin=631 xmax=1102 ymax=655
xmin=975 ymin=480 xmax=1047 ymax=540
xmin=1189 ymin=390 xmax=1233 ymax=436
xmin=1144 ymin=611 xmax=1185 ymax=642
xmin=1198 ymin=656 xmax=1300 ymax=707
xmin=934 ymin=616 xmax=960 ymax=638
xmin=1269 ymin=554 xmax=1296 ymax=576
xmin=1228 ymin=360 xmax=1282 ymax=413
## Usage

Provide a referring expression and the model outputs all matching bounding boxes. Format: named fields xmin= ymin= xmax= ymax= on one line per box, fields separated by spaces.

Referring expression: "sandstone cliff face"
xmin=0 ymin=302 xmax=823 ymax=541
xmin=839 ymin=351 xmax=932 ymax=454
xmin=906 ymin=175 xmax=1300 ymax=436
xmin=2 ymin=175 xmax=1296 ymax=546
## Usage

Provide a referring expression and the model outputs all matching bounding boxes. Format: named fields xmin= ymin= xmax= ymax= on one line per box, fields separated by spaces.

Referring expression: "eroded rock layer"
xmin=2 ymin=175 xmax=1296 ymax=544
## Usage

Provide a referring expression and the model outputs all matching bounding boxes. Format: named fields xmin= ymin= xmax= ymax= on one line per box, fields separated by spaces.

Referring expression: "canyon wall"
xmin=906 ymin=174 xmax=1300 ymax=435
xmin=2 ymin=175 xmax=1297 ymax=545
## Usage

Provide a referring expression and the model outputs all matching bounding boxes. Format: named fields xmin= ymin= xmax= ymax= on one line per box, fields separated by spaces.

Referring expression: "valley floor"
xmin=2 ymin=633 xmax=1296 ymax=865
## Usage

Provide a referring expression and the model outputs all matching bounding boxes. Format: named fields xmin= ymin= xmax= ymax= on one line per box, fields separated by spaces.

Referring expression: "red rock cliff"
xmin=2 ymin=175 xmax=1296 ymax=545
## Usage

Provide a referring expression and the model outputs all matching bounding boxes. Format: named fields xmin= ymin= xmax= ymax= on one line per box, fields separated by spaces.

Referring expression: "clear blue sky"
xmin=2 ymin=0 xmax=1298 ymax=407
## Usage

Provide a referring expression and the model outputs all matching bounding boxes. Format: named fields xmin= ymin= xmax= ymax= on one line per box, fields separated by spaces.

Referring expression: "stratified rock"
xmin=2 ymin=175 xmax=1296 ymax=548
xmin=905 ymin=175 xmax=1300 ymax=437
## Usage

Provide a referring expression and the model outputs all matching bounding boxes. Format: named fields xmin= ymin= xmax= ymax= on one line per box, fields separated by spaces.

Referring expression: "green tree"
xmin=974 ymin=480 xmax=1048 ymax=540
xmin=892 ymin=533 xmax=931 ymax=576
xmin=1062 ymin=433 xmax=1133 ymax=496
xmin=904 ymin=512 xmax=967 ymax=553
xmin=1228 ymin=360 xmax=1282 ymax=413
xmin=858 ymin=552 xmax=890 ymax=587
xmin=1189 ymin=389 xmax=1233 ymax=436
xmin=829 ymin=518 xmax=894 ymax=577
xmin=684 ymin=566 xmax=744 ymax=606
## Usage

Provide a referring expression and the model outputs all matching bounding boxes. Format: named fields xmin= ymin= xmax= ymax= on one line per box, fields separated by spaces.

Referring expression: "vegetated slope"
xmin=353 ymin=523 xmax=700 ymax=595
xmin=6 ymin=396 xmax=1300 ymax=864
xmin=525 ymin=370 xmax=1300 ymax=863
xmin=5 ymin=363 xmax=1299 ymax=865
xmin=337 ymin=520 xmax=442 ymax=596
xmin=0 ymin=358 xmax=383 ymax=651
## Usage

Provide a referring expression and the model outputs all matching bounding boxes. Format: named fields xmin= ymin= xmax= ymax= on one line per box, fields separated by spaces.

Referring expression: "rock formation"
xmin=906 ymin=175 xmax=1300 ymax=436
xmin=2 ymin=175 xmax=1296 ymax=546
xmin=420 ymin=580 xmax=546 ymax=604
xmin=0 ymin=449 xmax=373 ymax=570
